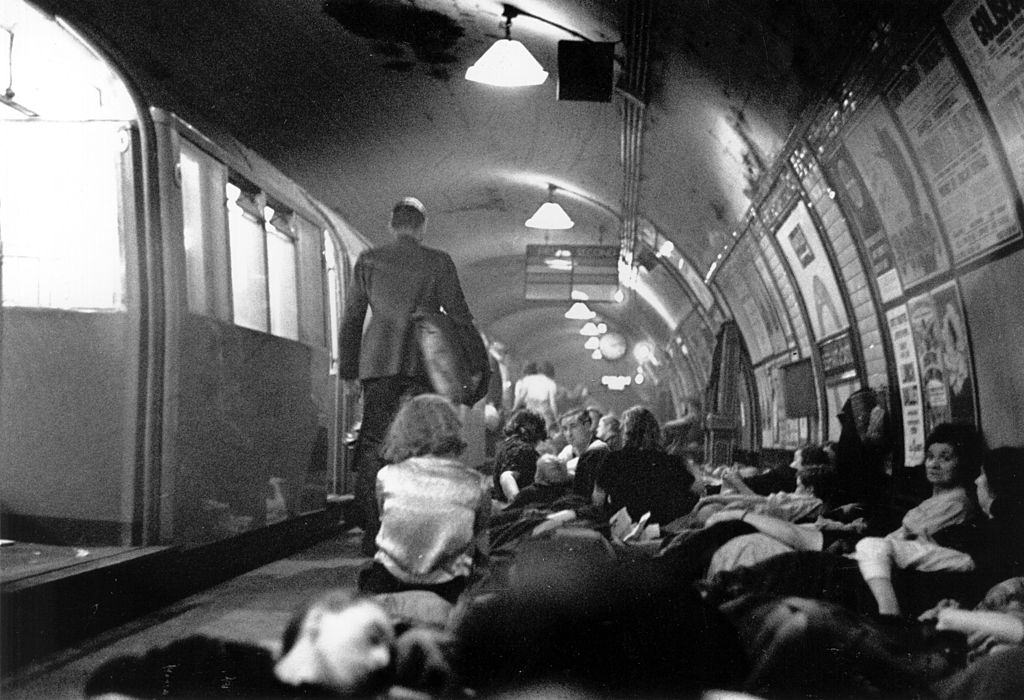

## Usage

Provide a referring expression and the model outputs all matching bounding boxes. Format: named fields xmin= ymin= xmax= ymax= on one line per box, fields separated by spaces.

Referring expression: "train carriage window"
xmin=179 ymin=139 xmax=230 ymax=318
xmin=1 ymin=121 xmax=127 ymax=309
xmin=266 ymin=204 xmax=299 ymax=341
xmin=226 ymin=180 xmax=269 ymax=332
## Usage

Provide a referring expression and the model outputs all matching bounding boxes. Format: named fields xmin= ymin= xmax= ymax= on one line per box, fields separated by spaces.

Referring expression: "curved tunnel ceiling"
xmin=32 ymin=0 xmax=893 ymax=405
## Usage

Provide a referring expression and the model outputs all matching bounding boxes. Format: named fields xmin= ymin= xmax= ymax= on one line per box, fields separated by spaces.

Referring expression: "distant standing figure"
xmin=338 ymin=197 xmax=474 ymax=554
xmin=512 ymin=361 xmax=558 ymax=432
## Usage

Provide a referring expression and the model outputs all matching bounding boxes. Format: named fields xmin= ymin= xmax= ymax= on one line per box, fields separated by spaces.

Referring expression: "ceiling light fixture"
xmin=525 ymin=183 xmax=574 ymax=229
xmin=584 ymin=336 xmax=600 ymax=350
xmin=579 ymin=321 xmax=601 ymax=336
xmin=564 ymin=301 xmax=595 ymax=320
xmin=465 ymin=5 xmax=548 ymax=87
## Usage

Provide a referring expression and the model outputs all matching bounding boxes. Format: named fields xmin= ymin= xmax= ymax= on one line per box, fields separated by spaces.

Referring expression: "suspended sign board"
xmin=524 ymin=245 xmax=620 ymax=301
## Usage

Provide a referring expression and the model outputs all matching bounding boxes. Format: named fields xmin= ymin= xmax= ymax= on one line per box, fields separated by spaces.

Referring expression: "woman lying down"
xmin=84 ymin=590 xmax=453 ymax=699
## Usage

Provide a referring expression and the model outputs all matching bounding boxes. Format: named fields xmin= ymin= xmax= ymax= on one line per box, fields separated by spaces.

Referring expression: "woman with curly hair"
xmin=493 ymin=408 xmax=548 ymax=502
xmin=358 ymin=394 xmax=490 ymax=604
xmin=592 ymin=405 xmax=698 ymax=525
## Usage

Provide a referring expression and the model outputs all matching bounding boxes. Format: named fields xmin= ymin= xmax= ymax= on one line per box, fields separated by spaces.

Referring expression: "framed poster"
xmin=945 ymin=0 xmax=1024 ymax=199
xmin=829 ymin=144 xmax=904 ymax=302
xmin=886 ymin=305 xmax=926 ymax=466
xmin=887 ymin=34 xmax=1021 ymax=265
xmin=775 ymin=201 xmax=850 ymax=340
xmin=907 ymin=282 xmax=977 ymax=430
xmin=843 ymin=99 xmax=949 ymax=289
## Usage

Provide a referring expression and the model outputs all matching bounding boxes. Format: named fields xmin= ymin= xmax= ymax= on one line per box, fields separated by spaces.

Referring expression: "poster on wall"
xmin=775 ymin=200 xmax=850 ymax=340
xmin=887 ymin=34 xmax=1021 ymax=265
xmin=754 ymin=364 xmax=778 ymax=447
xmin=907 ymin=282 xmax=977 ymax=430
xmin=843 ymin=99 xmax=950 ymax=290
xmin=751 ymin=253 xmax=792 ymax=350
xmin=829 ymin=145 xmax=904 ymax=302
xmin=886 ymin=305 xmax=926 ymax=466
xmin=945 ymin=0 xmax=1024 ymax=199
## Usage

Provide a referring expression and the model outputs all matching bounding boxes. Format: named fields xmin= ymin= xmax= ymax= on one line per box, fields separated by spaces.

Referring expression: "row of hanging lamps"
xmin=465 ymin=6 xmax=548 ymax=87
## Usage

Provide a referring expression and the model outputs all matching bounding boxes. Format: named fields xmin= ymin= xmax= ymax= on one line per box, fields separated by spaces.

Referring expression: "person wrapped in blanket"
xmin=85 ymin=590 xmax=454 ymax=698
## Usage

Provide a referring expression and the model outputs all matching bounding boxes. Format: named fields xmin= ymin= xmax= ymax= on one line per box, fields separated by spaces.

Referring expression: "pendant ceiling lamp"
xmin=564 ymin=301 xmax=595 ymax=320
xmin=465 ymin=6 xmax=548 ymax=87
xmin=526 ymin=183 xmax=574 ymax=229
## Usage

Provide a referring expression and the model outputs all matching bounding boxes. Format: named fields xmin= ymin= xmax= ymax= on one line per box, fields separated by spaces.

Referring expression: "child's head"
xmin=276 ymin=590 xmax=395 ymax=695
xmin=535 ymin=454 xmax=571 ymax=486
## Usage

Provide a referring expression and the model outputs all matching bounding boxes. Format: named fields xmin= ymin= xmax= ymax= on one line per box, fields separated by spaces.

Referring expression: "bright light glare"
xmin=465 ymin=39 xmax=548 ymax=87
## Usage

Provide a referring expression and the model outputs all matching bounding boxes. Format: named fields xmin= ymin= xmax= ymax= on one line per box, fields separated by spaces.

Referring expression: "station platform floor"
xmin=3 ymin=527 xmax=367 ymax=699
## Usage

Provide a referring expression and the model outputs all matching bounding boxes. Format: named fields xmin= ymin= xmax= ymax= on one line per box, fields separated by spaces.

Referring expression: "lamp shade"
xmin=564 ymin=301 xmax=595 ymax=320
xmin=465 ymin=39 xmax=548 ymax=87
xmin=525 ymin=201 xmax=574 ymax=229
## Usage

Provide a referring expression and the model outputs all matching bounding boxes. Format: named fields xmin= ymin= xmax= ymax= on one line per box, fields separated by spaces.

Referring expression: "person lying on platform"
xmin=84 ymin=590 xmax=451 ymax=698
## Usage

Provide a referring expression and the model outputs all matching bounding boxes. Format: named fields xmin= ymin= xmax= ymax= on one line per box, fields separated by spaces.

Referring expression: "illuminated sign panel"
xmin=524 ymin=245 xmax=620 ymax=301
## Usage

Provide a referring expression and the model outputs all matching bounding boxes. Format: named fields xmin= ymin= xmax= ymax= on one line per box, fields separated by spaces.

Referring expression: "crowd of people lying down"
xmin=86 ymin=396 xmax=1024 ymax=699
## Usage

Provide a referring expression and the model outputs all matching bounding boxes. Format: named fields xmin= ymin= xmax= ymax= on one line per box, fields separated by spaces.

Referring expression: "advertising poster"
xmin=888 ymin=35 xmax=1021 ymax=264
xmin=886 ymin=305 xmax=926 ymax=466
xmin=843 ymin=99 xmax=949 ymax=289
xmin=775 ymin=201 xmax=850 ymax=340
xmin=907 ymin=282 xmax=977 ymax=430
xmin=828 ymin=145 xmax=903 ymax=302
xmin=945 ymin=0 xmax=1024 ymax=198
xmin=751 ymin=253 xmax=791 ymax=350
xmin=754 ymin=365 xmax=778 ymax=447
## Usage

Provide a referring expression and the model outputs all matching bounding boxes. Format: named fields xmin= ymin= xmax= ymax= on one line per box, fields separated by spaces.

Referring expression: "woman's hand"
xmin=919 ymin=598 xmax=961 ymax=623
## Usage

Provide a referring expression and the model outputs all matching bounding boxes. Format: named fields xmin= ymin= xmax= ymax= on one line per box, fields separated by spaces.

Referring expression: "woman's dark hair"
xmin=983 ymin=446 xmax=1024 ymax=509
xmin=620 ymin=406 xmax=663 ymax=452
xmin=925 ymin=422 xmax=983 ymax=487
xmin=504 ymin=408 xmax=548 ymax=443
xmin=797 ymin=464 xmax=840 ymax=506
xmin=799 ymin=444 xmax=832 ymax=468
xmin=382 ymin=394 xmax=466 ymax=463
xmin=540 ymin=361 xmax=555 ymax=379
xmin=523 ymin=362 xmax=538 ymax=375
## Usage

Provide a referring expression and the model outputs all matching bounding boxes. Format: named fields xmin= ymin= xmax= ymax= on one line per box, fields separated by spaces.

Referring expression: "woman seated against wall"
xmin=854 ymin=423 xmax=985 ymax=616
xmin=493 ymin=409 xmax=548 ymax=502
xmin=592 ymin=405 xmax=699 ymax=526
xmin=358 ymin=394 xmax=490 ymax=605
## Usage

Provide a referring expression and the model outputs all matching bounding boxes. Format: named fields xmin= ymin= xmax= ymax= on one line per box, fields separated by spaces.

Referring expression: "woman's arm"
xmin=705 ymin=510 xmax=824 ymax=551
xmin=936 ymin=609 xmax=1024 ymax=645
xmin=498 ymin=471 xmax=520 ymax=501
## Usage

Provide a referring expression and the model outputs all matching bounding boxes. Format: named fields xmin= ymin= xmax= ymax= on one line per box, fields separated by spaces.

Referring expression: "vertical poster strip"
xmin=774 ymin=201 xmax=851 ymax=339
xmin=887 ymin=34 xmax=1021 ymax=264
xmin=945 ymin=0 xmax=1024 ymax=199
xmin=886 ymin=305 xmax=926 ymax=466
xmin=907 ymin=282 xmax=977 ymax=429
xmin=843 ymin=100 xmax=950 ymax=289
xmin=829 ymin=144 xmax=904 ymax=302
